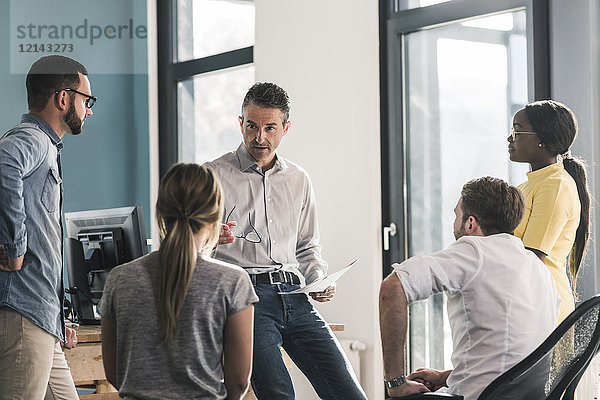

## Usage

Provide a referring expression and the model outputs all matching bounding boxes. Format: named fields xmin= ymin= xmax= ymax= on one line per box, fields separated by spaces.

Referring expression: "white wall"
xmin=254 ymin=1 xmax=383 ymax=398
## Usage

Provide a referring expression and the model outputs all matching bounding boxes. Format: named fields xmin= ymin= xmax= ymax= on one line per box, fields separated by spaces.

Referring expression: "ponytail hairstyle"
xmin=525 ymin=100 xmax=591 ymax=287
xmin=155 ymin=163 xmax=223 ymax=341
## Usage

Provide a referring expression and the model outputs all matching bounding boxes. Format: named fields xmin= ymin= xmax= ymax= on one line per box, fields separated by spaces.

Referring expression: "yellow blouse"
xmin=514 ymin=162 xmax=580 ymax=323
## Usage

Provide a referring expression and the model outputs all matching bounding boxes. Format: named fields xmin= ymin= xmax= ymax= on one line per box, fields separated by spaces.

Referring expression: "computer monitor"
xmin=65 ymin=205 xmax=148 ymax=324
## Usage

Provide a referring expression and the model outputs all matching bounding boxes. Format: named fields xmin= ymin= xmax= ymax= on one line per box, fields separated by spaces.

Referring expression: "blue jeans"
xmin=250 ymin=283 xmax=366 ymax=400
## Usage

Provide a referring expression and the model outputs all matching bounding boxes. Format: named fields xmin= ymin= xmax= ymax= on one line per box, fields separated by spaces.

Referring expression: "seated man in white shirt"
xmin=379 ymin=176 xmax=561 ymax=400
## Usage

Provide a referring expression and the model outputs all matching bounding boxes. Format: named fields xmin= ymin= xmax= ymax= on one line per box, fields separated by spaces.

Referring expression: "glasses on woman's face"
xmin=510 ymin=127 xmax=538 ymax=141
xmin=225 ymin=206 xmax=262 ymax=244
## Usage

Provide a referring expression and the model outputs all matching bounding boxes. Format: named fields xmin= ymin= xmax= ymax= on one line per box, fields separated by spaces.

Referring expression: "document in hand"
xmin=280 ymin=259 xmax=358 ymax=294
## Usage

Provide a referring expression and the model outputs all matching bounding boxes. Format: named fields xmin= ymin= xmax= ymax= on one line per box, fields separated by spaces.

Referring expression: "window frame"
xmin=157 ymin=0 xmax=254 ymax=177
xmin=380 ymin=0 xmax=549 ymax=275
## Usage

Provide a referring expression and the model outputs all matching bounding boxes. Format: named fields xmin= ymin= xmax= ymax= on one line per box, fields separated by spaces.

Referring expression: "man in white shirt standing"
xmin=379 ymin=176 xmax=560 ymax=400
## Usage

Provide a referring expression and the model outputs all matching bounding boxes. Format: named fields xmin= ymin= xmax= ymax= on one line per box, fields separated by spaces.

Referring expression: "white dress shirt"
xmin=394 ymin=233 xmax=561 ymax=400
xmin=206 ymin=144 xmax=327 ymax=284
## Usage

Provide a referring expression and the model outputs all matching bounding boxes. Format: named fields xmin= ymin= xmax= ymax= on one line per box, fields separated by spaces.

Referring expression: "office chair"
xmin=388 ymin=294 xmax=600 ymax=400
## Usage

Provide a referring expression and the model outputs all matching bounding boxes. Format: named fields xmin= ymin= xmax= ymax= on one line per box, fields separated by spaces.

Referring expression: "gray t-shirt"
xmin=98 ymin=251 xmax=258 ymax=400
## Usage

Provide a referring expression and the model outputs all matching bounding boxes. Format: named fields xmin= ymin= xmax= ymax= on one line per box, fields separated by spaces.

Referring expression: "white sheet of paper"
xmin=280 ymin=259 xmax=358 ymax=295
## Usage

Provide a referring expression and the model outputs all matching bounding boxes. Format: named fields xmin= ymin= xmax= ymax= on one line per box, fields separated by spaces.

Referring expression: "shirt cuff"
xmin=393 ymin=263 xmax=419 ymax=303
xmin=1 ymin=237 xmax=27 ymax=259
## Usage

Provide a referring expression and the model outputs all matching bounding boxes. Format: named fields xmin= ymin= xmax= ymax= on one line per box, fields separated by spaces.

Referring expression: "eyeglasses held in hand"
xmin=225 ymin=206 xmax=262 ymax=244
xmin=55 ymin=88 xmax=97 ymax=109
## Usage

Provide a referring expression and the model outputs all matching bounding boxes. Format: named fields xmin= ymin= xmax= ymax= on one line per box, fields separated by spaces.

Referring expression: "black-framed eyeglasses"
xmin=225 ymin=206 xmax=262 ymax=244
xmin=510 ymin=127 xmax=537 ymax=142
xmin=56 ymin=88 xmax=97 ymax=109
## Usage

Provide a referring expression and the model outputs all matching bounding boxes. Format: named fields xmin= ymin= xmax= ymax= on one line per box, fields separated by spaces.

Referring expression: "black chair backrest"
xmin=477 ymin=294 xmax=600 ymax=400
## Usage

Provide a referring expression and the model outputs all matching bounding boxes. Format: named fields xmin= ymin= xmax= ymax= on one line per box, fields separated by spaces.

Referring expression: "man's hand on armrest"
xmin=408 ymin=368 xmax=452 ymax=391
xmin=386 ymin=380 xmax=430 ymax=398
xmin=0 ymin=245 xmax=24 ymax=271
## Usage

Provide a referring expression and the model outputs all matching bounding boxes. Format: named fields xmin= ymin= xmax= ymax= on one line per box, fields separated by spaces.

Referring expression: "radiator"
xmin=340 ymin=339 xmax=367 ymax=381
xmin=576 ymin=353 xmax=600 ymax=399
xmin=289 ymin=339 xmax=366 ymax=399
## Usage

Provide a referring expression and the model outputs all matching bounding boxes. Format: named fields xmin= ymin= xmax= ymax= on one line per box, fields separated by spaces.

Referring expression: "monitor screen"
xmin=65 ymin=205 xmax=148 ymax=324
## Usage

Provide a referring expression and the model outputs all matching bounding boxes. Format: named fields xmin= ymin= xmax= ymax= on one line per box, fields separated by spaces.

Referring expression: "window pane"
xmin=177 ymin=64 xmax=255 ymax=163
xmin=404 ymin=9 xmax=529 ymax=371
xmin=461 ymin=13 xmax=514 ymax=31
xmin=398 ymin=0 xmax=450 ymax=11
xmin=176 ymin=0 xmax=255 ymax=62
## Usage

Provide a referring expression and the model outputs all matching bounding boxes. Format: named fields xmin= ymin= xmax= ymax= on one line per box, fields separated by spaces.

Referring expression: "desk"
xmin=63 ymin=325 xmax=118 ymax=398
xmin=64 ymin=324 xmax=344 ymax=400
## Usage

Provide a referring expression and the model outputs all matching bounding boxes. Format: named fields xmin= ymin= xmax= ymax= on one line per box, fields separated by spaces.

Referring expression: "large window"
xmin=175 ymin=0 xmax=254 ymax=62
xmin=159 ymin=0 xmax=255 ymax=175
xmin=406 ymin=9 xmax=530 ymax=369
xmin=380 ymin=0 xmax=549 ymax=372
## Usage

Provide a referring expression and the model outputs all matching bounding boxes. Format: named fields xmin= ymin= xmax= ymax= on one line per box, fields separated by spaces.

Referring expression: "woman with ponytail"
xmin=508 ymin=100 xmax=590 ymax=323
xmin=99 ymin=164 xmax=258 ymax=399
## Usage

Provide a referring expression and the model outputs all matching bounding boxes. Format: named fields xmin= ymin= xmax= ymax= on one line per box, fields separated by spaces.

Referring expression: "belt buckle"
xmin=268 ymin=271 xmax=282 ymax=285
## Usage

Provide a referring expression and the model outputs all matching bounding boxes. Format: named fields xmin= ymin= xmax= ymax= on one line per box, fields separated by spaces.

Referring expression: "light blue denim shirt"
xmin=0 ymin=114 xmax=65 ymax=340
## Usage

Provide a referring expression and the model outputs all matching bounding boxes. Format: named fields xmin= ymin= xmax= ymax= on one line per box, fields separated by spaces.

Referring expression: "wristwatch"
xmin=384 ymin=375 xmax=406 ymax=388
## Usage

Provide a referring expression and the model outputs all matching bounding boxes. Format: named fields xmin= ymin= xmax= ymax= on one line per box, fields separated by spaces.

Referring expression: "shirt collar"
xmin=235 ymin=143 xmax=287 ymax=172
xmin=21 ymin=114 xmax=63 ymax=151
xmin=526 ymin=161 xmax=563 ymax=179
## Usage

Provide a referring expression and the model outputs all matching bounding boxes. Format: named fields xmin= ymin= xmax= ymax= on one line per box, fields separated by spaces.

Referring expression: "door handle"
xmin=383 ymin=222 xmax=397 ymax=251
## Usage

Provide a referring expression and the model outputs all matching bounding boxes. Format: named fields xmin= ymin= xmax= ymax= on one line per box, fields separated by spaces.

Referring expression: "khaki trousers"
xmin=0 ymin=307 xmax=78 ymax=400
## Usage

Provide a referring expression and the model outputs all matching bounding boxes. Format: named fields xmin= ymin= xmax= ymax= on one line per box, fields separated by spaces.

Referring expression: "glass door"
xmin=404 ymin=9 xmax=530 ymax=370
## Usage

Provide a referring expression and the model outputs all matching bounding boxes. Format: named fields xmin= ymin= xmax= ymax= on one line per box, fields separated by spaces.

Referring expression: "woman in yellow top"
xmin=508 ymin=100 xmax=590 ymax=322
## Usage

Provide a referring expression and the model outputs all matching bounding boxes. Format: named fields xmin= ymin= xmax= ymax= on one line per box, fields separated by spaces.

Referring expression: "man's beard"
xmin=64 ymin=102 xmax=83 ymax=135
xmin=454 ymin=225 xmax=467 ymax=240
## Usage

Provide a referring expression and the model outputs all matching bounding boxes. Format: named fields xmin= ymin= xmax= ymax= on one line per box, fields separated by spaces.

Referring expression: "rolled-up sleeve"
xmin=0 ymin=132 xmax=44 ymax=258
xmin=393 ymin=239 xmax=483 ymax=303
